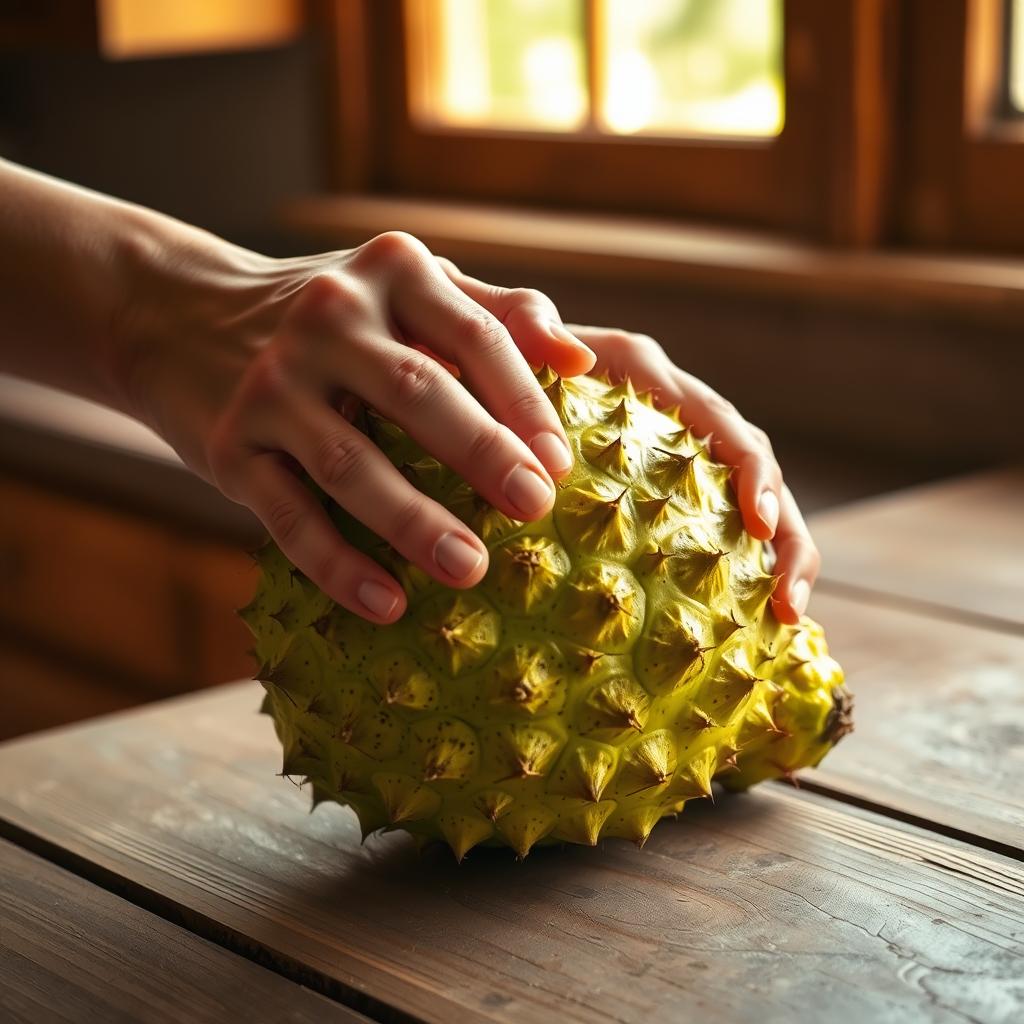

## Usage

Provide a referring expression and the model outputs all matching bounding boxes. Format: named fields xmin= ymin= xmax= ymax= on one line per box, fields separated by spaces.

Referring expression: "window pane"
xmin=1011 ymin=0 xmax=1024 ymax=113
xmin=411 ymin=0 xmax=586 ymax=130
xmin=601 ymin=0 xmax=783 ymax=137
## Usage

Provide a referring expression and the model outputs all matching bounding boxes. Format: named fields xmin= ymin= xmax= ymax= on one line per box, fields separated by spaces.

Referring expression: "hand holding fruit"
xmin=439 ymin=262 xmax=820 ymax=627
xmin=123 ymin=231 xmax=601 ymax=625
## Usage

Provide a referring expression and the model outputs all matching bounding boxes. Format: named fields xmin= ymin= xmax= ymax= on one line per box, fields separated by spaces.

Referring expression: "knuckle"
xmin=464 ymin=310 xmax=510 ymax=356
xmin=736 ymin=445 xmax=767 ymax=470
xmin=315 ymin=431 xmax=366 ymax=489
xmin=504 ymin=385 xmax=550 ymax=426
xmin=307 ymin=272 xmax=370 ymax=318
xmin=244 ymin=350 xmax=291 ymax=404
xmin=389 ymin=493 xmax=425 ymax=538
xmin=785 ymin=535 xmax=821 ymax=578
xmin=740 ymin=444 xmax=782 ymax=487
xmin=387 ymin=351 xmax=442 ymax=409
xmin=359 ymin=230 xmax=425 ymax=266
xmin=265 ymin=497 xmax=305 ymax=546
xmin=511 ymin=286 xmax=548 ymax=309
xmin=311 ymin=550 xmax=347 ymax=591
xmin=804 ymin=540 xmax=822 ymax=576
xmin=467 ymin=422 xmax=507 ymax=465
xmin=608 ymin=329 xmax=662 ymax=354
xmin=204 ymin=425 xmax=242 ymax=495
xmin=747 ymin=422 xmax=773 ymax=452
xmin=704 ymin=389 xmax=739 ymax=420
xmin=607 ymin=328 xmax=638 ymax=349
xmin=290 ymin=271 xmax=372 ymax=332
xmin=633 ymin=332 xmax=662 ymax=353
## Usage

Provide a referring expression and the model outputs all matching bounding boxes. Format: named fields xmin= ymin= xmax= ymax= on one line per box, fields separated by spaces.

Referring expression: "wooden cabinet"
xmin=0 ymin=474 xmax=258 ymax=739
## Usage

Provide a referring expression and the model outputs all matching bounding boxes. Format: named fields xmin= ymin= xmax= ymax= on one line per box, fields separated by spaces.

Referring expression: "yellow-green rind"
xmin=248 ymin=369 xmax=853 ymax=859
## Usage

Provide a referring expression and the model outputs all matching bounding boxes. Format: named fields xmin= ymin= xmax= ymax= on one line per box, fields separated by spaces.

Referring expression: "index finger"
xmin=391 ymin=258 xmax=577 ymax=480
xmin=439 ymin=259 xmax=597 ymax=378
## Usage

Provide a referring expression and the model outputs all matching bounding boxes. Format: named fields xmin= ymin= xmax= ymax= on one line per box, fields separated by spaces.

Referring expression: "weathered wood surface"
xmin=0 ymin=838 xmax=369 ymax=1024
xmin=1 ymin=684 xmax=1021 ymax=1024
xmin=805 ymin=590 xmax=1024 ymax=853
xmin=811 ymin=468 xmax=1024 ymax=629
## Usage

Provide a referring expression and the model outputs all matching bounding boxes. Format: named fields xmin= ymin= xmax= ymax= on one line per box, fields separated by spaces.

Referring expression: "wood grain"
xmin=812 ymin=468 xmax=1024 ymax=629
xmin=0 ymin=839 xmax=368 ymax=1024
xmin=806 ymin=590 xmax=1024 ymax=853
xmin=1 ymin=684 xmax=1021 ymax=1024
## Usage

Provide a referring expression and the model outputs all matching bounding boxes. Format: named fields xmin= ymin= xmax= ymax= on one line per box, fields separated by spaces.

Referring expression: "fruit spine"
xmin=242 ymin=368 xmax=853 ymax=859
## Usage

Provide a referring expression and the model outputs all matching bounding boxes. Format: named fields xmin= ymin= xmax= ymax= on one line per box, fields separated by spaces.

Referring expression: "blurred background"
xmin=1 ymin=0 xmax=1021 ymax=739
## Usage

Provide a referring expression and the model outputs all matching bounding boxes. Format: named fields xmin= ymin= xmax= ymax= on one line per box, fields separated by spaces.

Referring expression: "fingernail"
xmin=434 ymin=532 xmax=484 ymax=581
xmin=531 ymin=431 xmax=573 ymax=475
xmin=549 ymin=321 xmax=593 ymax=353
xmin=790 ymin=578 xmax=810 ymax=617
xmin=357 ymin=580 xmax=399 ymax=620
xmin=758 ymin=490 xmax=780 ymax=535
xmin=504 ymin=463 xmax=554 ymax=517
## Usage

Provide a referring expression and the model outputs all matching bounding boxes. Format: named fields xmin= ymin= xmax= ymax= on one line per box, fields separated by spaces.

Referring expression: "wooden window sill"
xmin=283 ymin=195 xmax=1024 ymax=325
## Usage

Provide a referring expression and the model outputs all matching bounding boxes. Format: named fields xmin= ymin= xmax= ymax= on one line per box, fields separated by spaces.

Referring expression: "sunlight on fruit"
xmin=246 ymin=369 xmax=852 ymax=860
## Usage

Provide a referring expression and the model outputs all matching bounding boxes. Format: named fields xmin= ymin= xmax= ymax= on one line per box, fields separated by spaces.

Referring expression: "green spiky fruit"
xmin=242 ymin=368 xmax=853 ymax=860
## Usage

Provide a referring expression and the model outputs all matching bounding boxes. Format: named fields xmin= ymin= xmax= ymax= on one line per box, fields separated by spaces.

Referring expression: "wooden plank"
xmin=1 ymin=684 xmax=1022 ymax=1024
xmin=811 ymin=468 xmax=1024 ymax=629
xmin=806 ymin=591 xmax=1024 ymax=854
xmin=0 ymin=838 xmax=369 ymax=1024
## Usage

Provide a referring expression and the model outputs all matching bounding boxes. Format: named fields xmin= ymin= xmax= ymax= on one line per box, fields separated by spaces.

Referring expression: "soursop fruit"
xmin=242 ymin=368 xmax=853 ymax=859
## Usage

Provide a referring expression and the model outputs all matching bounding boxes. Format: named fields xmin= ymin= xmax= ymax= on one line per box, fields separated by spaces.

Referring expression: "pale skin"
xmin=0 ymin=160 xmax=819 ymax=625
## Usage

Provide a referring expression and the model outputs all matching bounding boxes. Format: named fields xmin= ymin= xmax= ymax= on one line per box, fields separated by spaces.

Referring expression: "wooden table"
xmin=2 ymin=469 xmax=1022 ymax=1024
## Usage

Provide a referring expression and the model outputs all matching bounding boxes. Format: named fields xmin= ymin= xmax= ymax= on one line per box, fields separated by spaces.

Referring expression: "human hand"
xmin=118 ymin=231 xmax=596 ymax=624
xmin=552 ymin=323 xmax=819 ymax=626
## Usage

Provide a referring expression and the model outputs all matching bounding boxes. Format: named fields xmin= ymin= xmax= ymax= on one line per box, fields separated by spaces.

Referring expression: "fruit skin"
xmin=242 ymin=368 xmax=853 ymax=859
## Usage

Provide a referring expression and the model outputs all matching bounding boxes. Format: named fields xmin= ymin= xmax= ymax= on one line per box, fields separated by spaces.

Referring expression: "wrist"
xmin=107 ymin=207 xmax=276 ymax=429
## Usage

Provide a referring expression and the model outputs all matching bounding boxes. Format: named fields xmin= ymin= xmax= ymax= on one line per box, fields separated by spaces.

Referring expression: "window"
xmin=324 ymin=0 xmax=1024 ymax=250
xmin=896 ymin=0 xmax=1024 ymax=250
xmin=1005 ymin=0 xmax=1024 ymax=113
xmin=334 ymin=0 xmax=860 ymax=236
xmin=410 ymin=0 xmax=783 ymax=138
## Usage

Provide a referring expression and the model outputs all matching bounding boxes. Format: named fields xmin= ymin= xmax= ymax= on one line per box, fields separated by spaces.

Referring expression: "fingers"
xmin=566 ymin=325 xmax=671 ymax=395
xmin=662 ymin=367 xmax=782 ymax=542
xmin=344 ymin=336 xmax=559 ymax=519
xmin=386 ymin=260 xmax=576 ymax=481
xmin=568 ymin=325 xmax=785 ymax=543
xmin=267 ymin=396 xmax=491 ymax=591
xmin=439 ymin=259 xmax=597 ymax=377
xmin=770 ymin=485 xmax=821 ymax=625
xmin=237 ymin=453 xmax=407 ymax=624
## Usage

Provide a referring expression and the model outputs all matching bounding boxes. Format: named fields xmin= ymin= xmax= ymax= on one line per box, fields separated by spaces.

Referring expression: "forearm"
xmin=0 ymin=159 xmax=259 ymax=415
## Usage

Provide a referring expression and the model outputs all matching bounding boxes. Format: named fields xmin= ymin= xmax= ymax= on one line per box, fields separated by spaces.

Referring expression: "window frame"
xmin=898 ymin=0 xmax=1024 ymax=251
xmin=321 ymin=0 xmax=897 ymax=244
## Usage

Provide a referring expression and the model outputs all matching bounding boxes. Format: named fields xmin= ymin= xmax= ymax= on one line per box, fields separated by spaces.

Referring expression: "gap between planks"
xmin=770 ymin=778 xmax=1024 ymax=864
xmin=815 ymin=578 xmax=1024 ymax=638
xmin=3 ymin=782 xmax=1022 ymax=1024
xmin=0 ymin=816 xmax=427 ymax=1024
